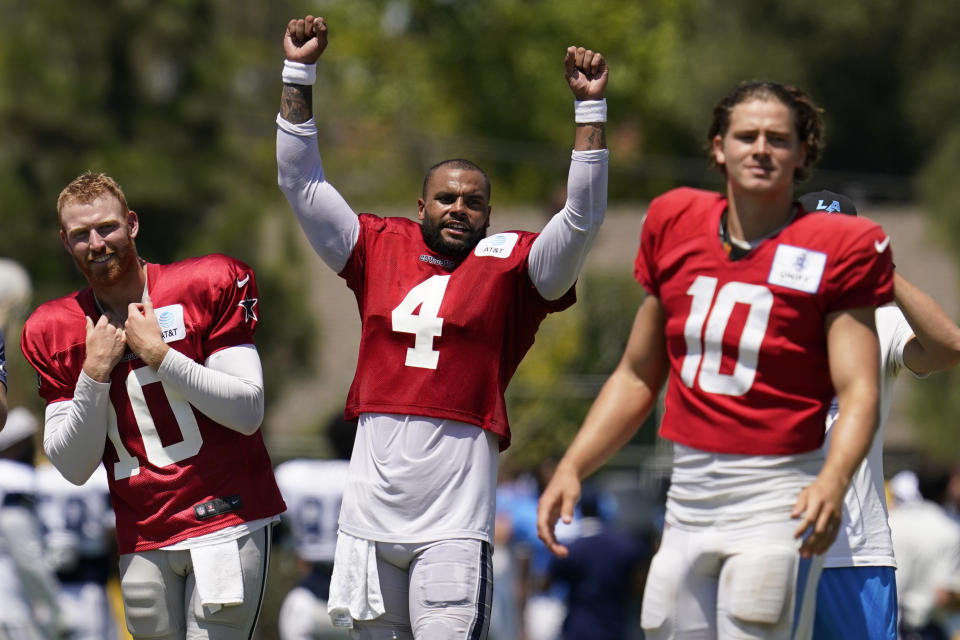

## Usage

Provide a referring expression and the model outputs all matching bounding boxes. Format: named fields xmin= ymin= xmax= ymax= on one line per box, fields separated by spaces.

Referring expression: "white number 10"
xmin=680 ymin=275 xmax=773 ymax=396
xmin=106 ymin=366 xmax=204 ymax=480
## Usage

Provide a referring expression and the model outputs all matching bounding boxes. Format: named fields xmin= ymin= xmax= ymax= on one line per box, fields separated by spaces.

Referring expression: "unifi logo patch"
xmin=767 ymin=244 xmax=827 ymax=294
xmin=474 ymin=232 xmax=519 ymax=259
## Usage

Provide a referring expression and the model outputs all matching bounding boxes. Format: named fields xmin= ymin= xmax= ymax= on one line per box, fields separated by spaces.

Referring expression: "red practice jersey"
xmin=340 ymin=214 xmax=575 ymax=449
xmin=635 ymin=188 xmax=894 ymax=455
xmin=21 ymin=255 xmax=285 ymax=553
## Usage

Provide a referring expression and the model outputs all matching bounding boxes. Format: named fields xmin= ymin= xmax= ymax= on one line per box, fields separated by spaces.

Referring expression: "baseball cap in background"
xmin=0 ymin=407 xmax=38 ymax=452
xmin=799 ymin=190 xmax=858 ymax=216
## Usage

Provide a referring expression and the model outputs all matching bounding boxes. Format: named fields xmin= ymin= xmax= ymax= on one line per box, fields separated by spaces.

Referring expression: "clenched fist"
xmin=284 ymin=15 xmax=328 ymax=64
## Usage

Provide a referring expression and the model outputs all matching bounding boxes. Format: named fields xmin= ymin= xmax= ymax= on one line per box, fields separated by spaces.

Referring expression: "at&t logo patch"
xmin=474 ymin=232 xmax=519 ymax=259
xmin=156 ymin=304 xmax=187 ymax=342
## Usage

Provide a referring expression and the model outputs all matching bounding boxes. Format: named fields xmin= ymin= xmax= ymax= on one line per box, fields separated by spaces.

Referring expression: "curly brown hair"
xmin=57 ymin=172 xmax=129 ymax=223
xmin=707 ymin=81 xmax=824 ymax=183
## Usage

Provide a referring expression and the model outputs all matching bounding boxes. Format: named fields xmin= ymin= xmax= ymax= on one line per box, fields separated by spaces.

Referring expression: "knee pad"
xmin=418 ymin=562 xmax=473 ymax=608
xmin=640 ymin=546 xmax=684 ymax=635
xmin=410 ymin=540 xmax=491 ymax=639
xmin=121 ymin=571 xmax=181 ymax=638
xmin=720 ymin=547 xmax=796 ymax=625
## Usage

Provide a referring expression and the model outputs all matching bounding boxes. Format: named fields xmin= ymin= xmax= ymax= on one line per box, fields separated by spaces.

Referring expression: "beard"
xmin=420 ymin=217 xmax=487 ymax=260
xmin=76 ymin=241 xmax=138 ymax=287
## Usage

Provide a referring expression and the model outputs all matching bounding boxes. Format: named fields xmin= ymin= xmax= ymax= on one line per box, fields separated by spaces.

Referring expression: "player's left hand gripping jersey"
xmin=635 ymin=188 xmax=894 ymax=455
xmin=21 ymin=255 xmax=286 ymax=553
xmin=340 ymin=215 xmax=575 ymax=450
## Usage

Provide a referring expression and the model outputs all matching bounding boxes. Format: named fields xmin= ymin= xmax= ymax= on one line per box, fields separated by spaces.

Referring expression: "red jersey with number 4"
xmin=21 ymin=255 xmax=285 ymax=554
xmin=635 ymin=188 xmax=893 ymax=455
xmin=340 ymin=214 xmax=575 ymax=450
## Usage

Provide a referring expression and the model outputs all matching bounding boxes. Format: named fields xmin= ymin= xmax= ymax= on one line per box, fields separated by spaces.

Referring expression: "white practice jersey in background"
xmin=822 ymin=305 xmax=917 ymax=568
xmin=0 ymin=458 xmax=40 ymax=624
xmin=275 ymin=458 xmax=350 ymax=562
xmin=35 ymin=463 xmax=114 ymax=574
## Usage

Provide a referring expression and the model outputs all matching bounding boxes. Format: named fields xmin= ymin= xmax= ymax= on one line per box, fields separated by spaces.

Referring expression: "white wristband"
xmin=282 ymin=60 xmax=316 ymax=86
xmin=574 ymin=99 xmax=607 ymax=123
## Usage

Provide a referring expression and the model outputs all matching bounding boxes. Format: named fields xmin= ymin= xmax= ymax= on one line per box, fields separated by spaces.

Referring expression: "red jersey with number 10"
xmin=21 ymin=255 xmax=286 ymax=553
xmin=340 ymin=214 xmax=575 ymax=450
xmin=634 ymin=188 xmax=894 ymax=455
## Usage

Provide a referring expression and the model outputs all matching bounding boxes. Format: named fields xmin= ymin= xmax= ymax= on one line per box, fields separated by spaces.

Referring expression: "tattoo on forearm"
xmin=587 ymin=127 xmax=605 ymax=150
xmin=575 ymin=124 xmax=607 ymax=150
xmin=281 ymin=84 xmax=313 ymax=124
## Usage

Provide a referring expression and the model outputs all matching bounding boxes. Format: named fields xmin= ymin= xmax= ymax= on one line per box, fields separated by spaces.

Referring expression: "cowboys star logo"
xmin=238 ymin=297 xmax=259 ymax=323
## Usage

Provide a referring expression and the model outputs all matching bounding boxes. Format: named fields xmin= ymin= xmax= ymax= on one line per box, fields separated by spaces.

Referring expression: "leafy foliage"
xmin=506 ymin=272 xmax=656 ymax=469
xmin=1 ymin=0 xmax=959 ymax=461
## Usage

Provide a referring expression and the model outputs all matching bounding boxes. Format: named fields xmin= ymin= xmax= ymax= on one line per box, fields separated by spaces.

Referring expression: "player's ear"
xmin=417 ymin=199 xmax=426 ymax=221
xmin=59 ymin=228 xmax=70 ymax=253
xmin=711 ymin=134 xmax=726 ymax=167
xmin=797 ymin=141 xmax=808 ymax=172
xmin=127 ymin=210 xmax=140 ymax=239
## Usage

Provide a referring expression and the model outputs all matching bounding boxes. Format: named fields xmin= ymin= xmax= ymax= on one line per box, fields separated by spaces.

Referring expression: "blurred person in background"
xmin=942 ymin=468 xmax=960 ymax=525
xmin=0 ymin=407 xmax=66 ymax=639
xmin=796 ymin=190 xmax=960 ymax=639
xmin=889 ymin=465 xmax=960 ymax=640
xmin=0 ymin=256 xmax=33 ymax=429
xmin=539 ymin=80 xmax=894 ymax=639
xmin=20 ymin=171 xmax=286 ymax=640
xmin=274 ymin=414 xmax=356 ymax=640
xmin=545 ymin=484 xmax=645 ymax=640
xmin=35 ymin=460 xmax=117 ymax=640
xmin=277 ymin=14 xmax=608 ymax=640
xmin=489 ymin=463 xmax=529 ymax=640
xmin=0 ymin=327 xmax=6 ymax=429
xmin=495 ymin=460 xmax=581 ymax=640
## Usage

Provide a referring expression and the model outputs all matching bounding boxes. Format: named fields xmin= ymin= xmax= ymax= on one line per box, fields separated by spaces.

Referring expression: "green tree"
xmin=911 ymin=127 xmax=960 ymax=460
xmin=506 ymin=271 xmax=654 ymax=469
xmin=0 ymin=1 xmax=317 ymax=411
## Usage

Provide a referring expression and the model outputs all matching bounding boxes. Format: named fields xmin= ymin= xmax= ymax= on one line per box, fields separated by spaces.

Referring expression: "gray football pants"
xmin=118 ymin=525 xmax=271 ymax=640
xmin=350 ymin=538 xmax=492 ymax=640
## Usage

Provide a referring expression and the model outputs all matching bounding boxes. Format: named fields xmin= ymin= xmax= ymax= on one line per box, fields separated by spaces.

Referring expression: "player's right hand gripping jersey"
xmin=634 ymin=188 xmax=893 ymax=455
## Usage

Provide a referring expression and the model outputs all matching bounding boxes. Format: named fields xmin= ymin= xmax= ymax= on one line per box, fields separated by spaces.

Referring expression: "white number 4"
xmin=680 ymin=275 xmax=773 ymax=396
xmin=392 ymin=275 xmax=450 ymax=369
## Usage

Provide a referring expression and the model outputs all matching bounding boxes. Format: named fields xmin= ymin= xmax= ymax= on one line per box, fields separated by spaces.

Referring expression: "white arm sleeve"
xmin=878 ymin=306 xmax=926 ymax=379
xmin=156 ymin=344 xmax=264 ymax=436
xmin=528 ymin=148 xmax=609 ymax=300
xmin=44 ymin=373 xmax=111 ymax=485
xmin=44 ymin=345 xmax=265 ymax=484
xmin=276 ymin=115 xmax=360 ymax=273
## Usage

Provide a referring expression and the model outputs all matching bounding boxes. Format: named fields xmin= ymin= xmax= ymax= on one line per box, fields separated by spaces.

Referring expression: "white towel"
xmin=190 ymin=539 xmax=244 ymax=613
xmin=327 ymin=532 xmax=385 ymax=628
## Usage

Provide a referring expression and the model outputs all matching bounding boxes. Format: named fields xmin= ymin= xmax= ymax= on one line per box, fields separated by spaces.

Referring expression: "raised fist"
xmin=565 ymin=47 xmax=608 ymax=101
xmin=284 ymin=15 xmax=328 ymax=64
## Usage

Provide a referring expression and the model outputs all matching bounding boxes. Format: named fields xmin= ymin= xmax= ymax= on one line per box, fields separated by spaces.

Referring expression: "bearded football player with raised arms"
xmin=277 ymin=14 xmax=608 ymax=640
